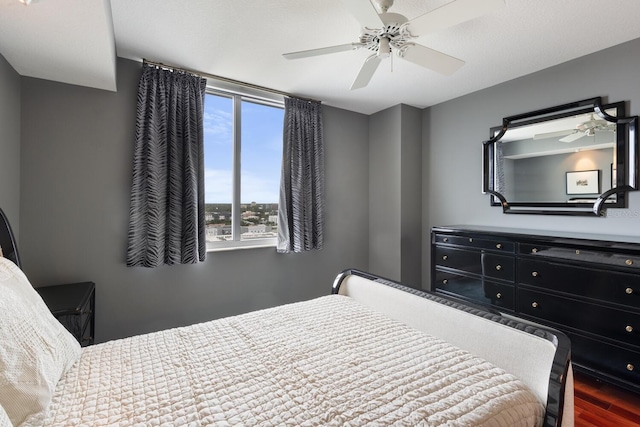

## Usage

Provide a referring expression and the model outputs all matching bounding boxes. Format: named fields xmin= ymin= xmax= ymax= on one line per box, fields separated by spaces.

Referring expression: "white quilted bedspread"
xmin=41 ymin=295 xmax=544 ymax=426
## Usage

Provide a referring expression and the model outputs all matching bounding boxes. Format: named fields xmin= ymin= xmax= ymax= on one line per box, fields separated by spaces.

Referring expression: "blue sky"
xmin=203 ymin=94 xmax=284 ymax=204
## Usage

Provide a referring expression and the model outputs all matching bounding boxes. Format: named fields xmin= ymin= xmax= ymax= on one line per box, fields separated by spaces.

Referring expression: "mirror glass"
xmin=483 ymin=98 xmax=638 ymax=215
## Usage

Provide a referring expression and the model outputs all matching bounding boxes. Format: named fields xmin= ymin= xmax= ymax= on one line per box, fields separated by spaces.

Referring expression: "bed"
xmin=0 ymin=254 xmax=572 ymax=427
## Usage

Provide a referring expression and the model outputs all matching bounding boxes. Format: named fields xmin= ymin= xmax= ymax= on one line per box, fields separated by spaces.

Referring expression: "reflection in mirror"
xmin=483 ymin=98 xmax=638 ymax=216
xmin=497 ymin=107 xmax=618 ymax=203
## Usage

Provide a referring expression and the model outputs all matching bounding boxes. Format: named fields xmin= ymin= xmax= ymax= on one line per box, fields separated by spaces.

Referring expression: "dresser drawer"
xmin=518 ymin=258 xmax=640 ymax=307
xmin=519 ymin=243 xmax=640 ymax=269
xmin=482 ymin=253 xmax=514 ymax=281
xmin=434 ymin=246 xmax=481 ymax=274
xmin=569 ymin=332 xmax=640 ymax=386
xmin=519 ymin=288 xmax=640 ymax=348
xmin=434 ymin=234 xmax=514 ymax=253
xmin=434 ymin=270 xmax=514 ymax=310
xmin=434 ymin=246 xmax=515 ymax=281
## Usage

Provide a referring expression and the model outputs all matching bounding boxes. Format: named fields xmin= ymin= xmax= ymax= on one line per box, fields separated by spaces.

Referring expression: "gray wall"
xmin=423 ymin=37 xmax=640 ymax=288
xmin=0 ymin=54 xmax=21 ymax=239
xmin=19 ymin=58 xmax=370 ymax=342
xmin=369 ymin=104 xmax=422 ymax=287
xmin=369 ymin=106 xmax=401 ymax=279
xmin=399 ymin=105 xmax=422 ymax=288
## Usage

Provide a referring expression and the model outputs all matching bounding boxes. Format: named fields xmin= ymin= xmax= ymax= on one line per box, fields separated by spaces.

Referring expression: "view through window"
xmin=203 ymin=91 xmax=284 ymax=249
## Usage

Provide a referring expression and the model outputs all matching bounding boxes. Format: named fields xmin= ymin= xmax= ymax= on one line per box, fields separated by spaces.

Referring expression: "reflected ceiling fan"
xmin=534 ymin=114 xmax=616 ymax=143
xmin=282 ymin=0 xmax=505 ymax=90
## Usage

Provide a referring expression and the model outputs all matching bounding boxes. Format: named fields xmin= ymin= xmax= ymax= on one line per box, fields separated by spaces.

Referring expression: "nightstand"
xmin=36 ymin=282 xmax=95 ymax=346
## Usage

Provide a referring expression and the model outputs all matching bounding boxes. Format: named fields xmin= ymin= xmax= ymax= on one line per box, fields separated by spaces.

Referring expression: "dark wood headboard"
xmin=0 ymin=208 xmax=21 ymax=268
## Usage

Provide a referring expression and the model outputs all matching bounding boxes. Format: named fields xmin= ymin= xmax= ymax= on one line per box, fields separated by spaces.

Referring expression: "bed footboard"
xmin=332 ymin=269 xmax=572 ymax=427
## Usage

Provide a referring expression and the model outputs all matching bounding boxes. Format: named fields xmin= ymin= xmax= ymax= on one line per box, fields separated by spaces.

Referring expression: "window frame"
xmin=204 ymin=86 xmax=284 ymax=252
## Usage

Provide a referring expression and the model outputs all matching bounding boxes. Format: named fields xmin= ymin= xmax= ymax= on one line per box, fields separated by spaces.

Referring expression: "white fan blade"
xmin=340 ymin=0 xmax=383 ymax=29
xmin=533 ymin=130 xmax=574 ymax=140
xmin=350 ymin=55 xmax=382 ymax=90
xmin=407 ymin=0 xmax=505 ymax=36
xmin=283 ymin=43 xmax=361 ymax=60
xmin=400 ymin=44 xmax=464 ymax=76
xmin=560 ymin=132 xmax=586 ymax=143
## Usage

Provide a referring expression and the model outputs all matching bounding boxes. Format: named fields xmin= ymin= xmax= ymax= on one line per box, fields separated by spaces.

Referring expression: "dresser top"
xmin=433 ymin=225 xmax=640 ymax=246
xmin=35 ymin=282 xmax=95 ymax=316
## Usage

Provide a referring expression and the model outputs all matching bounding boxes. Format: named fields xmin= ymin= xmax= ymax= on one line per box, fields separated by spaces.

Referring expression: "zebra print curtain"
xmin=126 ymin=63 xmax=207 ymax=267
xmin=277 ymin=97 xmax=325 ymax=253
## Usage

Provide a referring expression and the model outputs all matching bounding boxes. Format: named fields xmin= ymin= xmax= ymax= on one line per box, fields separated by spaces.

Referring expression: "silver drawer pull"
xmin=532 ymin=271 xmax=539 ymax=277
xmin=496 ymin=243 xmax=502 ymax=249
xmin=442 ymin=255 xmax=448 ymax=261
xmin=496 ymin=293 xmax=502 ymax=299
xmin=495 ymin=265 xmax=502 ymax=271
xmin=627 ymin=363 xmax=635 ymax=372
xmin=575 ymin=249 xmax=580 ymax=255
xmin=531 ymin=248 xmax=538 ymax=253
xmin=442 ymin=279 xmax=448 ymax=285
xmin=531 ymin=302 xmax=539 ymax=308
xmin=626 ymin=259 xmax=634 ymax=266
xmin=626 ymin=325 xmax=634 ymax=333
xmin=626 ymin=287 xmax=634 ymax=295
xmin=469 ymin=238 xmax=473 ymax=242
xmin=443 ymin=237 xmax=448 ymax=242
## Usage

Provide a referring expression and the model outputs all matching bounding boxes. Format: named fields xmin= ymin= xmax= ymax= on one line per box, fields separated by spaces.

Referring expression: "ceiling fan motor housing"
xmin=359 ymin=12 xmax=414 ymax=55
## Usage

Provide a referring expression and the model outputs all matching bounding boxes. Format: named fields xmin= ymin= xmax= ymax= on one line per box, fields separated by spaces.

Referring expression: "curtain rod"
xmin=143 ymin=59 xmax=320 ymax=103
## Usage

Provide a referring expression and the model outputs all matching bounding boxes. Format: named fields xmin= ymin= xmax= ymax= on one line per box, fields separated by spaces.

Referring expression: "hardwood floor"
xmin=574 ymin=371 xmax=640 ymax=427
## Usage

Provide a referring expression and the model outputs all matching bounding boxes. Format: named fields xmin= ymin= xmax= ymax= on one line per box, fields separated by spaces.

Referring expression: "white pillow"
xmin=0 ymin=258 xmax=81 ymax=426
xmin=0 ymin=405 xmax=12 ymax=427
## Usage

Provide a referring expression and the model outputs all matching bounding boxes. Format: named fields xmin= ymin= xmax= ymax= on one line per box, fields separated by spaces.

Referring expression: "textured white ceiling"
xmin=1 ymin=0 xmax=640 ymax=114
xmin=0 ymin=0 xmax=116 ymax=91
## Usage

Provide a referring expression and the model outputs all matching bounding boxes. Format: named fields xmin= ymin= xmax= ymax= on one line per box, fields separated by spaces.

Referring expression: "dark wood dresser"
xmin=431 ymin=225 xmax=640 ymax=393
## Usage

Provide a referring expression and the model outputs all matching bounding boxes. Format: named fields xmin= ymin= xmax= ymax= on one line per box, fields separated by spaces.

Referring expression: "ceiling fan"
xmin=282 ymin=0 xmax=505 ymax=90
xmin=533 ymin=114 xmax=616 ymax=143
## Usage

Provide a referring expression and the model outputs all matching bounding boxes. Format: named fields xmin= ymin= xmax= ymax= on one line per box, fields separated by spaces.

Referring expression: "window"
xmin=203 ymin=90 xmax=284 ymax=250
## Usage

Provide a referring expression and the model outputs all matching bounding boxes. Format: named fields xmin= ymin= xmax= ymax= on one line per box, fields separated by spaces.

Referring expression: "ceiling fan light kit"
xmin=283 ymin=0 xmax=505 ymax=89
xmin=377 ymin=36 xmax=391 ymax=58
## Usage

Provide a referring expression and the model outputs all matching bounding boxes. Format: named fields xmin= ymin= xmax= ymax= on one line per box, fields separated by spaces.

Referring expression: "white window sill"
xmin=206 ymin=239 xmax=277 ymax=253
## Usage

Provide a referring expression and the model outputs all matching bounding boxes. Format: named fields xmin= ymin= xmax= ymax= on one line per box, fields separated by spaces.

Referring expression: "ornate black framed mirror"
xmin=482 ymin=97 xmax=638 ymax=216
